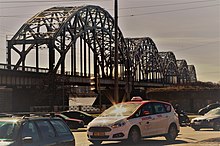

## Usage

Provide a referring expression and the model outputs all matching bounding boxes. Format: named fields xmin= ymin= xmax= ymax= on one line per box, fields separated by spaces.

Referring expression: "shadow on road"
xmin=72 ymin=128 xmax=87 ymax=132
xmin=89 ymin=139 xmax=188 ymax=146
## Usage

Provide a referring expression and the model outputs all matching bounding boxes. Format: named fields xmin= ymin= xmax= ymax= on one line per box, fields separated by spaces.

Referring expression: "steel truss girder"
xmin=7 ymin=5 xmax=128 ymax=79
xmin=125 ymin=37 xmax=163 ymax=82
xmin=7 ymin=5 xmax=197 ymax=84
xmin=177 ymin=60 xmax=190 ymax=83
xmin=188 ymin=65 xmax=197 ymax=82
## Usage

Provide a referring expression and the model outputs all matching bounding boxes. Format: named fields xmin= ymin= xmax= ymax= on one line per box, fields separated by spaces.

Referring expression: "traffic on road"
xmin=0 ymin=98 xmax=220 ymax=146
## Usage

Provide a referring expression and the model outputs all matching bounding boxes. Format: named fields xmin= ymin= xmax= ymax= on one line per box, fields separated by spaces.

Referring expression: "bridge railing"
xmin=0 ymin=63 xmax=48 ymax=73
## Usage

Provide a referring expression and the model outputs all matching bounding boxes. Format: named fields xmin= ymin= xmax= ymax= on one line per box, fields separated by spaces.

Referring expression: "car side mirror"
xmin=22 ymin=136 xmax=33 ymax=144
xmin=143 ymin=111 xmax=150 ymax=115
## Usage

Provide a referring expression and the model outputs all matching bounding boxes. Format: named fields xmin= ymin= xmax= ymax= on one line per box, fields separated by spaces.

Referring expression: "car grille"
xmin=88 ymin=127 xmax=111 ymax=132
xmin=194 ymin=119 xmax=207 ymax=122
xmin=90 ymin=135 xmax=109 ymax=139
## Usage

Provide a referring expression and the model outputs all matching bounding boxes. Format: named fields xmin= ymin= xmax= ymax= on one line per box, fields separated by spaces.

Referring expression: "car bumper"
xmin=190 ymin=121 xmax=213 ymax=128
xmin=87 ymin=126 xmax=129 ymax=141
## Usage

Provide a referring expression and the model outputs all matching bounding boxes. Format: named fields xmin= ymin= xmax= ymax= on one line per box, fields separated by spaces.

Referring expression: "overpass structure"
xmin=0 ymin=5 xmax=197 ymax=112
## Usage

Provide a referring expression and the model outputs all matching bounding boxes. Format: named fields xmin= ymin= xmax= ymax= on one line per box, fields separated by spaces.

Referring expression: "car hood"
xmin=0 ymin=140 xmax=14 ymax=146
xmin=88 ymin=116 xmax=128 ymax=127
xmin=192 ymin=115 xmax=220 ymax=121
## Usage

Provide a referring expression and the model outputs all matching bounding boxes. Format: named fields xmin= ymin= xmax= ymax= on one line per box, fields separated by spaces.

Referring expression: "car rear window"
xmin=50 ymin=119 xmax=72 ymax=136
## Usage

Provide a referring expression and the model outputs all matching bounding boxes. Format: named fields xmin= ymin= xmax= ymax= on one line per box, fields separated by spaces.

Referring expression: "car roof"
xmin=62 ymin=110 xmax=92 ymax=116
xmin=0 ymin=115 xmax=61 ymax=123
xmin=126 ymin=100 xmax=171 ymax=105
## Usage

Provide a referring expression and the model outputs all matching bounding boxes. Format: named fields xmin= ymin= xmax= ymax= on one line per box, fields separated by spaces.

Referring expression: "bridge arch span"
xmin=8 ymin=5 xmax=128 ymax=79
xmin=125 ymin=37 xmax=163 ymax=82
xmin=177 ymin=60 xmax=189 ymax=83
xmin=188 ymin=65 xmax=197 ymax=82
xmin=159 ymin=51 xmax=178 ymax=84
xmin=7 ymin=5 xmax=197 ymax=86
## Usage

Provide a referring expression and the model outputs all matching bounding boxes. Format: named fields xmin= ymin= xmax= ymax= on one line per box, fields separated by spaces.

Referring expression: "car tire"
xmin=213 ymin=122 xmax=220 ymax=131
xmin=165 ymin=124 xmax=178 ymax=142
xmin=128 ymin=127 xmax=141 ymax=144
xmin=193 ymin=127 xmax=200 ymax=131
xmin=90 ymin=140 xmax=102 ymax=145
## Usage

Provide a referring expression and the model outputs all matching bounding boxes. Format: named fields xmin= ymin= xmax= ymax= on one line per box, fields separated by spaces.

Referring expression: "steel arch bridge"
xmin=7 ymin=5 xmax=197 ymax=87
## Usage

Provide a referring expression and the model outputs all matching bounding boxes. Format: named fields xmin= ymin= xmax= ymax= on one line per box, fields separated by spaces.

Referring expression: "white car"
xmin=87 ymin=97 xmax=180 ymax=145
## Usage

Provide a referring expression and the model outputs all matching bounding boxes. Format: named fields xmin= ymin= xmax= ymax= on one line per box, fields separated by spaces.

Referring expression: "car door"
xmin=21 ymin=121 xmax=41 ymax=146
xmin=152 ymin=102 xmax=169 ymax=135
xmin=35 ymin=120 xmax=57 ymax=146
xmin=138 ymin=103 xmax=157 ymax=136
xmin=50 ymin=119 xmax=75 ymax=146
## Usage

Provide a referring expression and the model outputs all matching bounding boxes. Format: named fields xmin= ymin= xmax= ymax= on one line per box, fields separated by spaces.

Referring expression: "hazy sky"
xmin=0 ymin=0 xmax=219 ymax=83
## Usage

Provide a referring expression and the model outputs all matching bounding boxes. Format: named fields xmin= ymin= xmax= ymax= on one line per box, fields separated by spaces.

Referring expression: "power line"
xmin=176 ymin=41 xmax=220 ymax=52
xmin=0 ymin=0 xmax=109 ymax=3
xmin=120 ymin=3 xmax=220 ymax=17
xmin=113 ymin=0 xmax=218 ymax=10
xmin=1 ymin=0 xmax=214 ymax=10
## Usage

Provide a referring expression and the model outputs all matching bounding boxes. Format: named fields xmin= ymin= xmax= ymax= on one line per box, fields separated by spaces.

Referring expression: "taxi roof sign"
xmin=131 ymin=96 xmax=143 ymax=101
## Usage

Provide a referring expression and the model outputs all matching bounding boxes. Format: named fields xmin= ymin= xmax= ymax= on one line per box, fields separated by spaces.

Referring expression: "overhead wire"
xmin=175 ymin=41 xmax=220 ymax=52
xmin=120 ymin=3 xmax=220 ymax=17
xmin=108 ymin=0 xmax=218 ymax=10
xmin=0 ymin=0 xmax=110 ymax=3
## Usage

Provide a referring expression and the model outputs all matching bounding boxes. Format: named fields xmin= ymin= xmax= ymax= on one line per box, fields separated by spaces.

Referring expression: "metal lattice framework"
xmin=125 ymin=37 xmax=163 ymax=82
xmin=7 ymin=5 xmax=197 ymax=84
xmin=177 ymin=60 xmax=189 ymax=83
xmin=7 ymin=6 xmax=128 ymax=79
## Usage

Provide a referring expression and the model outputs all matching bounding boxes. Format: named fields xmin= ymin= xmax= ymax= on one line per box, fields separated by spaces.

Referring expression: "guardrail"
xmin=30 ymin=105 xmax=101 ymax=114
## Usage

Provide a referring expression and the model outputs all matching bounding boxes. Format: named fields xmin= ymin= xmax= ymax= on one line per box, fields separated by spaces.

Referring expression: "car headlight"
xmin=111 ymin=120 xmax=126 ymax=128
xmin=207 ymin=118 xmax=214 ymax=122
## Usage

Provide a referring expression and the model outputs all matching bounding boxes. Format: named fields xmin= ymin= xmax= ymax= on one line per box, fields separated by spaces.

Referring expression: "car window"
xmin=141 ymin=103 xmax=154 ymax=116
xmin=50 ymin=120 xmax=72 ymax=136
xmin=65 ymin=112 xmax=78 ymax=118
xmin=164 ymin=104 xmax=171 ymax=112
xmin=36 ymin=120 xmax=56 ymax=139
xmin=153 ymin=103 xmax=166 ymax=114
xmin=22 ymin=121 xmax=40 ymax=144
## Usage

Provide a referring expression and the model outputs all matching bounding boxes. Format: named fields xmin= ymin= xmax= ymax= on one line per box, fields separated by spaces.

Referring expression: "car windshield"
xmin=0 ymin=121 xmax=18 ymax=141
xmin=205 ymin=108 xmax=220 ymax=116
xmin=100 ymin=103 xmax=141 ymax=117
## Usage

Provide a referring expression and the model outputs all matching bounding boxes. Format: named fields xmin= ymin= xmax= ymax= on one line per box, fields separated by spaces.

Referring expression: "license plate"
xmin=93 ymin=132 xmax=105 ymax=136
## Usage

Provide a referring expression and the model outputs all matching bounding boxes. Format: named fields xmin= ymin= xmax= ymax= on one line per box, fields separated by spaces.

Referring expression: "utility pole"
xmin=114 ymin=0 xmax=119 ymax=103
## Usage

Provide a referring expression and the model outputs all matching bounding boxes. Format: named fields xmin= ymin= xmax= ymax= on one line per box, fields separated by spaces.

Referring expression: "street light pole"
xmin=114 ymin=0 xmax=119 ymax=103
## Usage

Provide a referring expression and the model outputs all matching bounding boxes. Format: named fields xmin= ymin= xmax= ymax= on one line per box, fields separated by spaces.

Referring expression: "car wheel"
xmin=128 ymin=127 xmax=141 ymax=144
xmin=165 ymin=124 xmax=178 ymax=142
xmin=90 ymin=140 xmax=102 ymax=145
xmin=193 ymin=127 xmax=200 ymax=131
xmin=213 ymin=122 xmax=220 ymax=131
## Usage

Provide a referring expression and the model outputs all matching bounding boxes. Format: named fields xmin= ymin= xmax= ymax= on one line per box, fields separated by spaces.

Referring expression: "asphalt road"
xmin=73 ymin=126 xmax=220 ymax=146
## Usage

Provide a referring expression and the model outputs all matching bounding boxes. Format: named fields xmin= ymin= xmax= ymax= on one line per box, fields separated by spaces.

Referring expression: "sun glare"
xmin=110 ymin=104 xmax=127 ymax=117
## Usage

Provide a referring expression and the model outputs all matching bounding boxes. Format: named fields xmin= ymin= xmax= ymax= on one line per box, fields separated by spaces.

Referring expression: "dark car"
xmin=0 ymin=113 xmax=12 ymax=118
xmin=0 ymin=115 xmax=75 ymax=146
xmin=55 ymin=113 xmax=84 ymax=129
xmin=198 ymin=102 xmax=220 ymax=115
xmin=191 ymin=107 xmax=220 ymax=131
xmin=61 ymin=110 xmax=94 ymax=125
